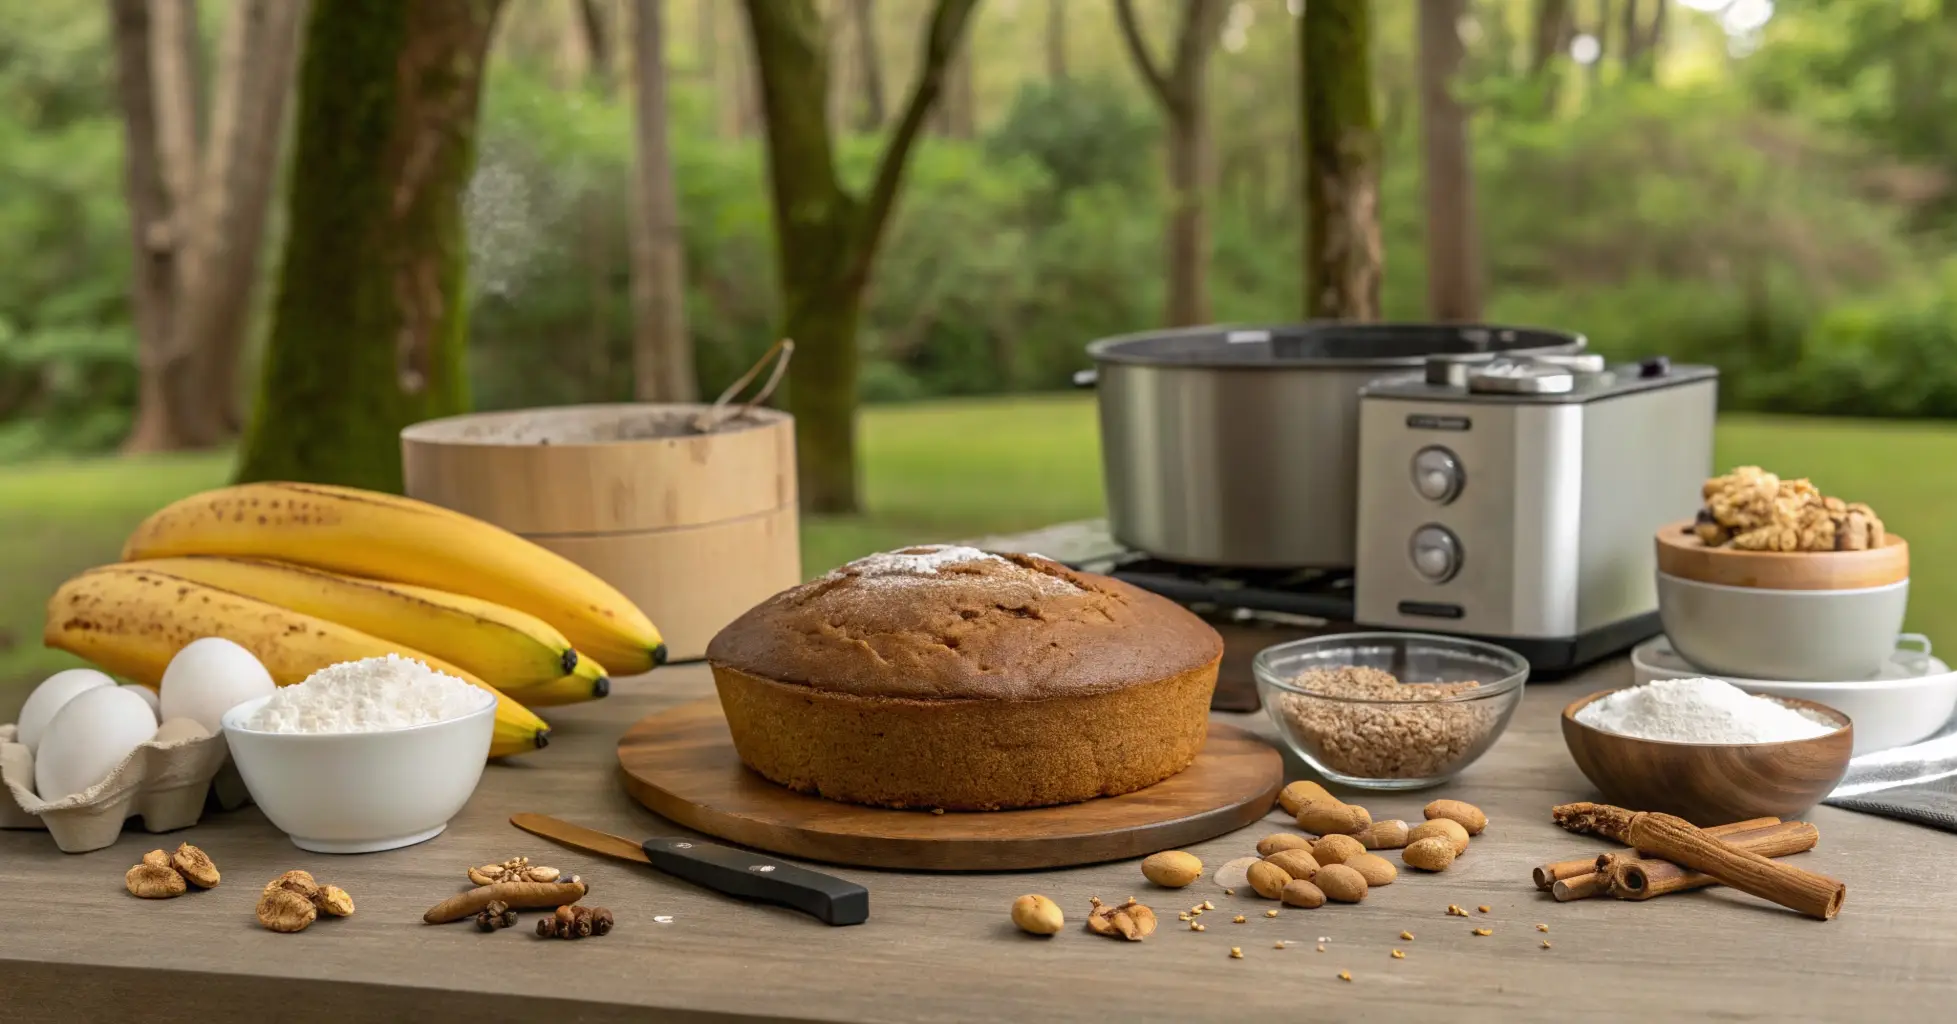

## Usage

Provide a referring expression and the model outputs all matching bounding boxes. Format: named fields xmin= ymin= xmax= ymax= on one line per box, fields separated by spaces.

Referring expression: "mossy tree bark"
xmin=235 ymin=0 xmax=505 ymax=492
xmin=741 ymin=0 xmax=978 ymax=515
xmin=1114 ymin=0 xmax=1229 ymax=329
xmin=1418 ymin=0 xmax=1481 ymax=322
xmin=1300 ymin=0 xmax=1382 ymax=321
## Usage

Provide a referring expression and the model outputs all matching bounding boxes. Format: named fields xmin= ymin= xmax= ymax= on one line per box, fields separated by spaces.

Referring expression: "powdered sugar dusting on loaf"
xmin=825 ymin=545 xmax=1079 ymax=595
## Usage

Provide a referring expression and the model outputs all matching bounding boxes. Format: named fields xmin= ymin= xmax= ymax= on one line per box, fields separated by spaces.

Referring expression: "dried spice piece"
xmin=424 ymin=876 xmax=587 ymax=924
xmin=1085 ymin=896 xmax=1155 ymax=941
xmin=475 ymin=899 xmax=519 ymax=932
xmin=126 ymin=863 xmax=186 ymax=899
xmin=170 ymin=844 xmax=220 ymax=889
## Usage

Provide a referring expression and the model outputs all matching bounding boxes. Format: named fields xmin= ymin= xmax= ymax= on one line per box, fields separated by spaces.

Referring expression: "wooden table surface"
xmin=3 ymin=658 xmax=1953 ymax=1023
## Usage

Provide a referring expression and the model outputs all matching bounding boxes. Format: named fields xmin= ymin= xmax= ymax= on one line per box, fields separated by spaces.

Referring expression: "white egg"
xmin=122 ymin=684 xmax=162 ymax=722
xmin=16 ymin=668 xmax=116 ymax=754
xmin=159 ymin=637 xmax=277 ymax=734
xmin=152 ymin=717 xmax=211 ymax=745
xmin=34 ymin=685 xmax=159 ymax=800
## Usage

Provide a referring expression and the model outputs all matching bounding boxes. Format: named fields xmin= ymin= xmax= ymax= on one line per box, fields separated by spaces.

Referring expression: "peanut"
xmin=1263 ymin=849 xmax=1320 ymax=882
xmin=1277 ymin=780 xmax=1337 ymax=817
xmin=1423 ymin=799 xmax=1488 ymax=835
xmin=1297 ymin=802 xmax=1372 ymax=836
xmin=1256 ymin=832 xmax=1314 ymax=857
xmin=1345 ymin=853 xmax=1398 ymax=887
xmin=1315 ymin=864 xmax=1368 ymax=903
xmin=1406 ymin=818 xmax=1470 ymax=855
xmin=1011 ymin=894 xmax=1064 ymax=936
xmin=1359 ymin=819 xmax=1410 ymax=850
xmin=1402 ymin=837 xmax=1458 ymax=872
xmin=1247 ymin=860 xmax=1291 ymax=900
xmin=1280 ymin=879 xmax=1326 ymax=909
xmin=1311 ymin=834 xmax=1366 ymax=865
xmin=1141 ymin=850 xmax=1204 ymax=888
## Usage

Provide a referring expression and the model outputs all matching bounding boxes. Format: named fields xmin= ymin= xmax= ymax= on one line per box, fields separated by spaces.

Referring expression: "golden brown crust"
xmin=705 ymin=547 xmax=1225 ymax=701
xmin=712 ymin=660 xmax=1219 ymax=811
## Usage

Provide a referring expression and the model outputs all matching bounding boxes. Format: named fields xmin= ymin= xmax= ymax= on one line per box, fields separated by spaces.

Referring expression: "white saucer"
xmin=1631 ymin=636 xmax=1957 ymax=756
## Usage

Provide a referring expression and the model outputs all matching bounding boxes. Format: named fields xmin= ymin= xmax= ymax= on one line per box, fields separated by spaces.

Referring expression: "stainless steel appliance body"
xmin=1352 ymin=358 xmax=1718 ymax=667
xmin=1085 ymin=324 xmax=1586 ymax=568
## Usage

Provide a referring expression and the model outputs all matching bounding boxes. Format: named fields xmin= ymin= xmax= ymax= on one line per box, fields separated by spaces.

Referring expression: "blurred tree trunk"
xmin=1114 ymin=0 xmax=1228 ymax=328
xmin=1620 ymin=0 xmax=1657 ymax=76
xmin=1300 ymin=0 xmax=1381 ymax=321
xmin=629 ymin=0 xmax=697 ymax=402
xmin=111 ymin=0 xmax=182 ymax=452
xmin=236 ymin=0 xmax=504 ymax=490
xmin=582 ymin=0 xmax=617 ymax=398
xmin=1530 ymin=0 xmax=1569 ymax=112
xmin=120 ymin=0 xmax=304 ymax=452
xmin=1590 ymin=0 xmax=1612 ymax=89
xmin=1419 ymin=0 xmax=1480 ymax=321
xmin=1046 ymin=0 xmax=1066 ymax=82
xmin=851 ymin=0 xmax=886 ymax=130
xmin=741 ymin=0 xmax=977 ymax=514
xmin=735 ymin=11 xmax=762 ymax=137
xmin=933 ymin=41 xmax=976 ymax=138
xmin=826 ymin=1 xmax=854 ymax=135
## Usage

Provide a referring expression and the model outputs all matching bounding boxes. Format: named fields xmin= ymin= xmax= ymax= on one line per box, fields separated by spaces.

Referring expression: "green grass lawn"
xmin=3 ymin=396 xmax=1952 ymax=716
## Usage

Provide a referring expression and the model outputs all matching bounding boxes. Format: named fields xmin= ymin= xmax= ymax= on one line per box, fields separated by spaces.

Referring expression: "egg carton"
xmin=0 ymin=723 xmax=252 ymax=853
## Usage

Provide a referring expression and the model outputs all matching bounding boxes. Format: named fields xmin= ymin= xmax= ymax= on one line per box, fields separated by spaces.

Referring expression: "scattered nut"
xmin=1391 ymin=949 xmax=1405 ymax=959
xmin=469 ymin=856 xmax=563 ymax=886
xmin=1318 ymin=943 xmax=1327 ymax=952
xmin=256 ymin=888 xmax=317 ymax=933
xmin=1345 ymin=853 xmax=1398 ymax=887
xmin=1280 ymin=880 xmax=1326 ymax=909
xmin=125 ymin=863 xmax=186 ymax=899
xmin=1406 ymin=818 xmax=1470 ymax=856
xmin=265 ymin=869 xmax=319 ymax=901
xmin=1246 ymin=860 xmax=1292 ymax=900
xmin=1473 ymin=927 xmax=1492 ymax=937
xmin=1277 ymin=780 xmax=1336 ymax=817
xmin=1537 ymin=923 xmax=1550 ymax=932
xmin=1141 ymin=850 xmax=1203 ymax=888
xmin=1477 ymin=905 xmax=1491 ymax=914
xmin=1541 ymin=940 xmax=1552 ymax=949
xmin=1202 ymin=901 xmax=1214 ymax=910
xmin=1010 ymin=894 xmax=1063 ymax=935
xmin=1338 ymin=970 xmax=1352 ymax=981
xmin=1256 ymin=832 xmax=1314 ymax=857
xmin=1264 ymin=910 xmax=1279 ymax=918
xmin=1446 ymin=904 xmax=1469 ymax=917
xmin=1275 ymin=941 xmax=1287 ymax=949
xmin=1297 ymin=803 xmax=1372 ymax=836
xmin=1400 ymin=931 xmax=1415 ymax=941
xmin=1233 ymin=915 xmax=1248 ymax=924
xmin=1359 ymin=820 xmax=1411 ymax=850
xmin=314 ymin=884 xmax=355 ymax=918
xmin=1424 ymin=799 xmax=1488 ymax=835
xmin=1178 ymin=912 xmax=1191 ymax=921
xmin=1263 ymin=849 xmax=1320 ymax=882
xmin=1312 ymin=834 xmax=1366 ymax=865
xmin=1192 ymin=922 xmax=1207 ymax=931
xmin=1402 ymin=837 xmax=1458 ymax=872
xmin=169 ymin=843 xmax=220 ymax=889
xmin=1223 ymin=889 xmax=1234 ymax=896
xmin=1315 ymin=864 xmax=1368 ymax=903
xmin=1086 ymin=896 xmax=1155 ymax=941
xmin=141 ymin=849 xmax=171 ymax=870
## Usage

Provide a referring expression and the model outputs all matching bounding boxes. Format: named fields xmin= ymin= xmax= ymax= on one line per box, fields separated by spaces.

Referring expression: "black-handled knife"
xmin=510 ymin=813 xmax=869 ymax=926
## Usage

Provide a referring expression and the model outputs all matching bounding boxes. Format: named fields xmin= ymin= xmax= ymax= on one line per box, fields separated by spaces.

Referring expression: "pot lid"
xmin=1086 ymin=323 xmax=1587 ymax=370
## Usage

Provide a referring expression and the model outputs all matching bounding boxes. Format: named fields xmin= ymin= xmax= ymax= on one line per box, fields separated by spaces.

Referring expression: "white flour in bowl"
xmin=1576 ymin=678 xmax=1838 ymax=744
xmin=241 ymin=655 xmax=490 ymax=734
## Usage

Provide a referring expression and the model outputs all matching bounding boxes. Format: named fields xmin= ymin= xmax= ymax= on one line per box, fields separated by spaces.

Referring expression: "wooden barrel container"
xmin=401 ymin=404 xmax=800 ymax=665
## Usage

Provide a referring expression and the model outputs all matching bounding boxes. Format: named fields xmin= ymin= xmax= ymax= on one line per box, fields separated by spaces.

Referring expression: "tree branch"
xmin=849 ymin=0 xmax=977 ymax=280
xmin=1113 ymin=0 xmax=1175 ymax=112
xmin=1169 ymin=0 xmax=1229 ymax=92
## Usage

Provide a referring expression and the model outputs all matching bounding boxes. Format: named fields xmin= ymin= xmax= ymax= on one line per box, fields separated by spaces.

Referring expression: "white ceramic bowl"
xmin=221 ymin=693 xmax=495 ymax=853
xmin=1657 ymin=571 xmax=1908 ymax=682
xmin=1632 ymin=634 xmax=1953 ymax=756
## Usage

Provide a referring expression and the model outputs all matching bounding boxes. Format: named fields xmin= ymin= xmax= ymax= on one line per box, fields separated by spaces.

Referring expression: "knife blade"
xmin=510 ymin=813 xmax=869 ymax=926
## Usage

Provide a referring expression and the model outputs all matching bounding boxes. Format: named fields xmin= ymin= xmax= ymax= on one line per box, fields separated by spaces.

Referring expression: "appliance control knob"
xmin=1411 ymin=446 xmax=1464 ymax=504
xmin=1639 ymin=356 xmax=1672 ymax=378
xmin=1409 ymin=525 xmax=1462 ymax=584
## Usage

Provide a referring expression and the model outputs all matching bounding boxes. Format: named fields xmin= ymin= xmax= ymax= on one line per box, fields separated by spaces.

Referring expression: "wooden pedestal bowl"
xmin=1560 ymin=689 xmax=1855 ymax=826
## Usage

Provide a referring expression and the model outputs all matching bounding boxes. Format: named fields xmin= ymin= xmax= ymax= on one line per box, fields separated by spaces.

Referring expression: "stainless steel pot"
xmin=1081 ymin=323 xmax=1587 ymax=568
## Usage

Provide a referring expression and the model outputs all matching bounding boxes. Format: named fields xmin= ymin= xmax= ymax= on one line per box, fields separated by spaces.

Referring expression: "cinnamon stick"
xmin=1551 ymin=873 xmax=1605 ymax=901
xmin=1531 ymin=816 xmax=1778 ymax=890
xmin=1608 ymin=821 xmax=1821 ymax=901
xmin=1567 ymin=806 xmax=1845 ymax=920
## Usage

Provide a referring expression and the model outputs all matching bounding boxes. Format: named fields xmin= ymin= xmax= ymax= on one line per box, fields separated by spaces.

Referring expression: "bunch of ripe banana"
xmin=43 ymin=482 xmax=668 ymax=760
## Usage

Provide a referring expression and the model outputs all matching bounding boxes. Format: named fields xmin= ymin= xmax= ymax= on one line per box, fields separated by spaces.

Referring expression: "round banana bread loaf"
xmin=705 ymin=546 xmax=1224 ymax=811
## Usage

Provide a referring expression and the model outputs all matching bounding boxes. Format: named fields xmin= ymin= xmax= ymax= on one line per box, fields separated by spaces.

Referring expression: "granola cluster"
xmin=1694 ymin=466 xmax=1884 ymax=552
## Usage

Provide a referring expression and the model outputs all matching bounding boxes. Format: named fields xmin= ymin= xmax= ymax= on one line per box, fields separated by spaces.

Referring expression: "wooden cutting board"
xmin=617 ymin=699 xmax=1283 ymax=872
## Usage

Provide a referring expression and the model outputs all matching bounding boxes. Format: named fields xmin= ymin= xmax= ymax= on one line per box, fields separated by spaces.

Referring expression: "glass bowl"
xmin=1252 ymin=632 xmax=1530 ymax=790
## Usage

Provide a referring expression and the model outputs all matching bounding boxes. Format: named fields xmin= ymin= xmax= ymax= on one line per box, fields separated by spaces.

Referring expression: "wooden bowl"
xmin=1656 ymin=519 xmax=1908 ymax=591
xmin=1560 ymin=690 xmax=1854 ymax=826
